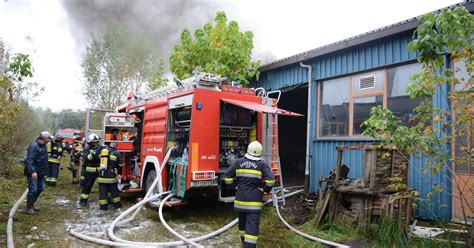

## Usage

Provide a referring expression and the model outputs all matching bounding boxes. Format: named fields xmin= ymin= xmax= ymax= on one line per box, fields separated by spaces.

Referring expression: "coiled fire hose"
xmin=68 ymin=188 xmax=348 ymax=247
xmin=69 ymin=148 xmax=347 ymax=247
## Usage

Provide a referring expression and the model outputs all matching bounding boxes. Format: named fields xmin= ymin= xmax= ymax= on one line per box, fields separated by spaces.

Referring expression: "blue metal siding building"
xmin=251 ymin=1 xmax=473 ymax=221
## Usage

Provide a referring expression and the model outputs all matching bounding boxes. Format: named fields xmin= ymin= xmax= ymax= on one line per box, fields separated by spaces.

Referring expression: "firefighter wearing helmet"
xmin=79 ymin=133 xmax=103 ymax=206
xmin=97 ymin=142 xmax=124 ymax=210
xmin=67 ymin=135 xmax=83 ymax=184
xmin=45 ymin=134 xmax=64 ymax=186
xmin=223 ymin=141 xmax=275 ymax=248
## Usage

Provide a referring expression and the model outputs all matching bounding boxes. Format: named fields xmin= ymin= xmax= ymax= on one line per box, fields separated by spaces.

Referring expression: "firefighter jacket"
xmin=71 ymin=143 xmax=83 ymax=164
xmin=223 ymin=157 xmax=275 ymax=213
xmin=24 ymin=139 xmax=49 ymax=177
xmin=82 ymin=144 xmax=102 ymax=173
xmin=47 ymin=140 xmax=63 ymax=164
xmin=97 ymin=147 xmax=124 ymax=184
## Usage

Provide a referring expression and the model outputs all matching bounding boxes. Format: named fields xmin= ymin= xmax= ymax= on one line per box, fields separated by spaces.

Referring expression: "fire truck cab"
xmin=85 ymin=73 xmax=301 ymax=207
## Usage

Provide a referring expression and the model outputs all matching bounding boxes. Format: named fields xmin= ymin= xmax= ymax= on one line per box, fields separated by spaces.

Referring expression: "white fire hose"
xmin=272 ymin=191 xmax=350 ymax=248
xmin=7 ymin=189 xmax=28 ymax=248
xmin=8 ymin=147 xmax=347 ymax=247
xmin=14 ymin=184 xmax=345 ymax=248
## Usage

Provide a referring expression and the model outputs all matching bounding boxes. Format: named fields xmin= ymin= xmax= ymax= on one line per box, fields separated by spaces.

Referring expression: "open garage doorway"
xmin=277 ymin=84 xmax=308 ymax=186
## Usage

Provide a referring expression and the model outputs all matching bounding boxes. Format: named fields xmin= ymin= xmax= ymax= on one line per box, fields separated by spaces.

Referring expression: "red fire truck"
xmin=56 ymin=128 xmax=84 ymax=152
xmin=85 ymin=73 xmax=301 ymax=207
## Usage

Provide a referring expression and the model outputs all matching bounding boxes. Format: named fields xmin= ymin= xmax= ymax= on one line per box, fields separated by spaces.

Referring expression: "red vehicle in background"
xmin=56 ymin=128 xmax=84 ymax=152
xmin=85 ymin=73 xmax=301 ymax=207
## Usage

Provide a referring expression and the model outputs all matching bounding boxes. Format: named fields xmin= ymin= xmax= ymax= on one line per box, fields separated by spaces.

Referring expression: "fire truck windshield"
xmin=57 ymin=131 xmax=74 ymax=138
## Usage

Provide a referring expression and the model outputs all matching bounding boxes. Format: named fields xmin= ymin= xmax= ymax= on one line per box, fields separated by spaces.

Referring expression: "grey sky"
xmin=0 ymin=0 xmax=461 ymax=111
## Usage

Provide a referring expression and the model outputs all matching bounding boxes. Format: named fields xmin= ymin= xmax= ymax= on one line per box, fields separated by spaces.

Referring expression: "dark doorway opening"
xmin=277 ymin=84 xmax=308 ymax=187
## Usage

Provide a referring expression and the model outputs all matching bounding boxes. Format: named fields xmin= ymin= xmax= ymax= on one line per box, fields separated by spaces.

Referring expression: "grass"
xmin=0 ymin=159 xmax=96 ymax=247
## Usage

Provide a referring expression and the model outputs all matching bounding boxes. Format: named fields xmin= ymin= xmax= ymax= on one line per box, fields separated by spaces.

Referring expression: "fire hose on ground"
xmin=8 ymin=149 xmax=347 ymax=247
xmin=72 ymin=187 xmax=348 ymax=247
xmin=6 ymin=186 xmax=348 ymax=247
xmin=6 ymin=189 xmax=28 ymax=248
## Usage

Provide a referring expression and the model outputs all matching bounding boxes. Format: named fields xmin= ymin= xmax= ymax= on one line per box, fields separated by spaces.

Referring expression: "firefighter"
xmin=68 ymin=136 xmax=82 ymax=184
xmin=24 ymin=131 xmax=51 ymax=214
xmin=97 ymin=142 xmax=124 ymax=210
xmin=223 ymin=141 xmax=275 ymax=248
xmin=45 ymin=135 xmax=63 ymax=186
xmin=79 ymin=133 xmax=102 ymax=206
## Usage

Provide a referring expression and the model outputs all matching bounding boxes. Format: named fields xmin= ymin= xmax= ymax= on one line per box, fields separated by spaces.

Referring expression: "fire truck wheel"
xmin=145 ymin=169 xmax=159 ymax=209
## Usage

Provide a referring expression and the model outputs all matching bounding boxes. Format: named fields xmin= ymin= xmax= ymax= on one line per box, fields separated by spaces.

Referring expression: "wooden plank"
xmin=363 ymin=150 xmax=370 ymax=188
xmin=369 ymin=150 xmax=377 ymax=190
xmin=314 ymin=189 xmax=333 ymax=227
xmin=335 ymin=149 xmax=343 ymax=183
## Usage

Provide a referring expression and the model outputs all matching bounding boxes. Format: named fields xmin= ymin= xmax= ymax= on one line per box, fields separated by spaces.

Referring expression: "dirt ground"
xmin=0 ymin=156 xmax=326 ymax=247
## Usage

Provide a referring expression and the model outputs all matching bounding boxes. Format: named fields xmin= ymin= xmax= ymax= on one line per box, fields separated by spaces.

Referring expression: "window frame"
xmin=316 ymin=69 xmax=388 ymax=139
xmin=451 ymin=56 xmax=473 ymax=175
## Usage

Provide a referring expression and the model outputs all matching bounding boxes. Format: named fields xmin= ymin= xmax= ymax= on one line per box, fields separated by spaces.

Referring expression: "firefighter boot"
xmin=26 ymin=198 xmax=36 ymax=215
xmin=32 ymin=198 xmax=40 ymax=212
xmin=113 ymin=201 xmax=122 ymax=210
xmin=72 ymin=170 xmax=79 ymax=184
xmin=79 ymin=198 xmax=88 ymax=206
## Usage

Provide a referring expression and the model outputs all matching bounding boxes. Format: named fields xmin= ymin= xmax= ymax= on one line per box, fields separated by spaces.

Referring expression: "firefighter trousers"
xmin=46 ymin=162 xmax=60 ymax=186
xmin=79 ymin=166 xmax=86 ymax=186
xmin=238 ymin=211 xmax=260 ymax=248
xmin=80 ymin=171 xmax=97 ymax=204
xmin=98 ymin=182 xmax=121 ymax=210
xmin=69 ymin=162 xmax=81 ymax=183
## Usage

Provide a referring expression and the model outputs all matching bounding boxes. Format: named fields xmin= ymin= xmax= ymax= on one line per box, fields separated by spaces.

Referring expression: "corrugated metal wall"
xmin=253 ymin=30 xmax=452 ymax=221
xmin=252 ymin=31 xmax=418 ymax=89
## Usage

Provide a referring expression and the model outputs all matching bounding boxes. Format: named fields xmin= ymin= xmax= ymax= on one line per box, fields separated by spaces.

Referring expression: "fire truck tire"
xmin=145 ymin=169 xmax=159 ymax=209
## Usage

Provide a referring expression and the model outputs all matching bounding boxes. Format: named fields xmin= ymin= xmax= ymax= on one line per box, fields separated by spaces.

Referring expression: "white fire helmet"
xmin=88 ymin=133 xmax=100 ymax=143
xmin=245 ymin=141 xmax=263 ymax=161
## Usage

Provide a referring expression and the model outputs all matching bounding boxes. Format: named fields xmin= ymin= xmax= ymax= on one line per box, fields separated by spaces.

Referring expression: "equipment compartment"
xmin=219 ymin=103 xmax=257 ymax=170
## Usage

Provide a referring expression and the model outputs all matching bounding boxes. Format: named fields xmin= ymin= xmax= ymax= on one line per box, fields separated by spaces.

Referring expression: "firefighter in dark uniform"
xmin=68 ymin=136 xmax=82 ymax=184
xmin=223 ymin=141 xmax=275 ymax=248
xmin=79 ymin=133 xmax=102 ymax=206
xmin=97 ymin=142 xmax=124 ymax=210
xmin=45 ymin=135 xmax=63 ymax=186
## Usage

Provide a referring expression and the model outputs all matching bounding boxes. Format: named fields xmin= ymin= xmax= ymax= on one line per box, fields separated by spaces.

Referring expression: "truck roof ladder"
xmin=133 ymin=72 xmax=226 ymax=103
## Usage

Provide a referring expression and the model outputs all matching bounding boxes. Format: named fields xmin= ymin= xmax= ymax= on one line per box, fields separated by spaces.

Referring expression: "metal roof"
xmin=260 ymin=1 xmax=474 ymax=72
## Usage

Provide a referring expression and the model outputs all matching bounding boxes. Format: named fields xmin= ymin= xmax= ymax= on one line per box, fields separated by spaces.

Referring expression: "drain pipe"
xmin=300 ymin=62 xmax=312 ymax=196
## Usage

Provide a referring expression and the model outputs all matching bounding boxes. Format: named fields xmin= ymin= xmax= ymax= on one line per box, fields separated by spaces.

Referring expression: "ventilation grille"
xmin=359 ymin=76 xmax=375 ymax=90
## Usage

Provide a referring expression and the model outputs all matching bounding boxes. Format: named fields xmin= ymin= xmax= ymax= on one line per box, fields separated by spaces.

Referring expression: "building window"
xmin=387 ymin=63 xmax=423 ymax=127
xmin=353 ymin=95 xmax=384 ymax=135
xmin=318 ymin=63 xmax=424 ymax=138
xmin=452 ymin=58 xmax=473 ymax=174
xmin=319 ymin=77 xmax=350 ymax=137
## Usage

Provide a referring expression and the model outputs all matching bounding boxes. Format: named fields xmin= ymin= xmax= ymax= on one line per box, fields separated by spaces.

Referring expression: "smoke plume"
xmin=61 ymin=0 xmax=225 ymax=63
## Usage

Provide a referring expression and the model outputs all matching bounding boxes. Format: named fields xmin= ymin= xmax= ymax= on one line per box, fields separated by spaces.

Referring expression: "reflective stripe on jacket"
xmin=47 ymin=141 xmax=63 ymax=164
xmin=97 ymin=147 xmax=124 ymax=184
xmin=223 ymin=157 xmax=275 ymax=213
xmin=82 ymin=144 xmax=103 ymax=170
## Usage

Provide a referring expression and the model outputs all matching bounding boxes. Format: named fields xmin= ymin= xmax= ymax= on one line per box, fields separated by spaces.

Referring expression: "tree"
xmin=362 ymin=6 xmax=473 ymax=242
xmin=169 ymin=11 xmax=259 ymax=86
xmin=0 ymin=40 xmax=42 ymax=176
xmin=81 ymin=22 xmax=165 ymax=109
xmin=53 ymin=109 xmax=85 ymax=130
